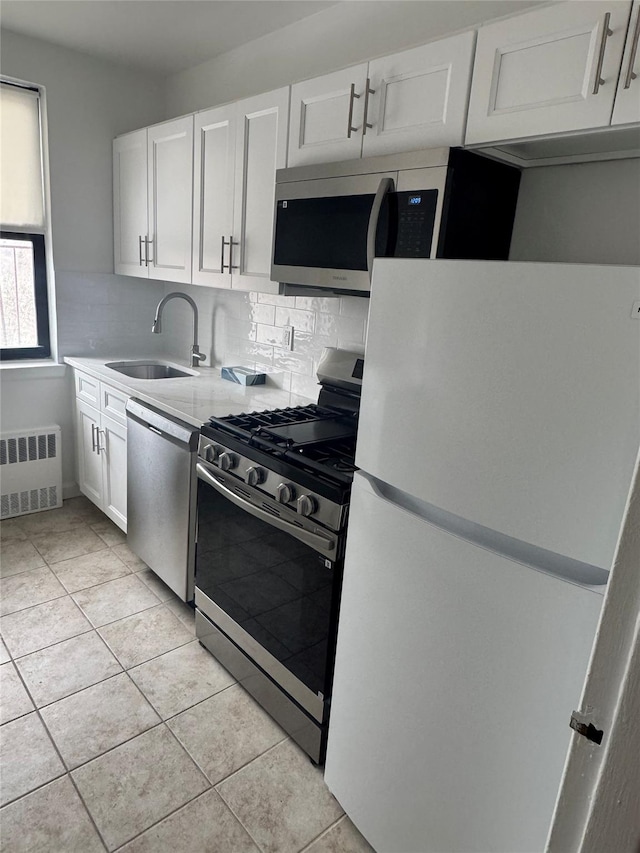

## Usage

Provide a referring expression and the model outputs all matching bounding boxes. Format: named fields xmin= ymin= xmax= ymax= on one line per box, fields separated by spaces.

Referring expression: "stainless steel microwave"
xmin=271 ymin=147 xmax=521 ymax=296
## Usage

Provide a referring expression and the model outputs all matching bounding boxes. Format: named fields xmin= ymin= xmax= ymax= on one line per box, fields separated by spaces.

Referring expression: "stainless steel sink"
xmin=105 ymin=360 xmax=198 ymax=380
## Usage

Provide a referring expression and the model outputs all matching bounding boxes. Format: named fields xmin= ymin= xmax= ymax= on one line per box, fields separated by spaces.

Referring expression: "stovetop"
xmin=201 ymin=404 xmax=358 ymax=498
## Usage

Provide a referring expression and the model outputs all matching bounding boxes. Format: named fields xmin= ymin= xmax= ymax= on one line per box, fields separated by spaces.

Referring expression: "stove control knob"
xmin=276 ymin=483 xmax=295 ymax=504
xmin=297 ymin=494 xmax=317 ymax=517
xmin=218 ymin=452 xmax=238 ymax=471
xmin=245 ymin=466 xmax=265 ymax=487
xmin=204 ymin=444 xmax=219 ymax=464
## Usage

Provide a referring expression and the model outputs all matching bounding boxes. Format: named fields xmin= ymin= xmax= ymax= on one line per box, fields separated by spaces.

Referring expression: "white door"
xmin=100 ymin=415 xmax=127 ymax=533
xmin=147 ymin=115 xmax=194 ymax=284
xmin=288 ymin=65 xmax=367 ymax=166
xmin=325 ymin=471 xmax=603 ymax=853
xmin=363 ymin=32 xmax=475 ymax=157
xmin=192 ymin=105 xmax=236 ymax=288
xmin=113 ymin=129 xmax=148 ymax=278
xmin=612 ymin=0 xmax=640 ymax=125
xmin=76 ymin=400 xmax=103 ymax=509
xmin=465 ymin=1 xmax=632 ymax=145
xmin=232 ymin=88 xmax=289 ymax=294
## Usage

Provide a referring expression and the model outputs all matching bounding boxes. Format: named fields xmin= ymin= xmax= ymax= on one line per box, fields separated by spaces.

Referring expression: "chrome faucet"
xmin=152 ymin=292 xmax=207 ymax=367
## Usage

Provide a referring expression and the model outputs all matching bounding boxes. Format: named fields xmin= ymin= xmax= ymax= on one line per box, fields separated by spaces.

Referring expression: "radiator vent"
xmin=0 ymin=427 xmax=62 ymax=519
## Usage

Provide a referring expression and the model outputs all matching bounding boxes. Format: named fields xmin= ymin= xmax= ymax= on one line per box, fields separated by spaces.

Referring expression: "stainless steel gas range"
xmin=194 ymin=348 xmax=363 ymax=764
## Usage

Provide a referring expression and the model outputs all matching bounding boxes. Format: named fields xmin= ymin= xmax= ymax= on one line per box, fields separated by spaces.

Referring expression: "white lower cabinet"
xmin=75 ymin=375 xmax=128 ymax=532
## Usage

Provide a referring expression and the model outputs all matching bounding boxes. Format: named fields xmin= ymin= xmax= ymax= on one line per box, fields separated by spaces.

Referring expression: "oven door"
xmin=195 ymin=460 xmax=342 ymax=723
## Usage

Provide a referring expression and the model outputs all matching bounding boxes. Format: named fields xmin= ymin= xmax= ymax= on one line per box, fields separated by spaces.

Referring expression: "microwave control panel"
xmin=393 ymin=190 xmax=438 ymax=259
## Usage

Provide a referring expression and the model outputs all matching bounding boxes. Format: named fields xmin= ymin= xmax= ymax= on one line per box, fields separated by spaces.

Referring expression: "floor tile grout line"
xmin=211 ymin=784 xmax=270 ymax=853
xmin=298 ymin=814 xmax=347 ymax=853
xmin=108 ymin=785 xmax=227 ymax=852
xmin=214 ymin=734 xmax=292 ymax=791
xmin=0 ymin=586 xmax=69 ymax=619
xmin=73 ymin=592 xmax=163 ymax=632
xmin=13 ymin=630 xmax=125 ymax=711
xmin=1 ymin=658 xmax=109 ymax=851
xmin=7 ymin=623 xmax=95 ymax=664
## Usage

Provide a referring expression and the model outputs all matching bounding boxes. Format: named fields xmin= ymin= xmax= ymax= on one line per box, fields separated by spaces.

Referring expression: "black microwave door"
xmin=274 ymin=194 xmax=379 ymax=271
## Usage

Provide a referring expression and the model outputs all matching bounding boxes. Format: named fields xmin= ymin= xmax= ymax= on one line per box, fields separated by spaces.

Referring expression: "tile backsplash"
xmin=159 ymin=283 xmax=369 ymax=400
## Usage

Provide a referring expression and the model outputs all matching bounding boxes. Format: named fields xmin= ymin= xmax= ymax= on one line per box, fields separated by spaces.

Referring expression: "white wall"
xmin=166 ymin=0 xmax=542 ymax=114
xmin=510 ymin=159 xmax=640 ymax=266
xmin=0 ymin=30 xmax=167 ymax=494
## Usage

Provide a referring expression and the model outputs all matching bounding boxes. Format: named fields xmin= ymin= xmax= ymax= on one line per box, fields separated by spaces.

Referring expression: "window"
xmin=0 ymin=80 xmax=51 ymax=360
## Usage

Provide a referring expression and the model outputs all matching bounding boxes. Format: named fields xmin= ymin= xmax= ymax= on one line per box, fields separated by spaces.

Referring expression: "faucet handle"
xmin=191 ymin=345 xmax=207 ymax=367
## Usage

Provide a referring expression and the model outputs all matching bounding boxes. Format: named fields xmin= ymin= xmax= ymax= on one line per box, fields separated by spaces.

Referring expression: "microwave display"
xmin=393 ymin=190 xmax=437 ymax=259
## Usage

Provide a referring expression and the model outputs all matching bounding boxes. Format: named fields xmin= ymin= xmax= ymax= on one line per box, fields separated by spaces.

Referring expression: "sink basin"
xmin=105 ymin=360 xmax=198 ymax=380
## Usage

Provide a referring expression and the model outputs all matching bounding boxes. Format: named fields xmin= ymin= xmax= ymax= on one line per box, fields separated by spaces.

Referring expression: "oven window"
xmin=196 ymin=480 xmax=337 ymax=698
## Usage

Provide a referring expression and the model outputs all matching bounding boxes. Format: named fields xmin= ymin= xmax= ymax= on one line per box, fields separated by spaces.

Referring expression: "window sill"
xmin=0 ymin=360 xmax=66 ymax=379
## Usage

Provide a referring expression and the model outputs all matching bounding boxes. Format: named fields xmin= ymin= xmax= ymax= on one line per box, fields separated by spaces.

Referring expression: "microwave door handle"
xmin=196 ymin=462 xmax=335 ymax=558
xmin=366 ymin=177 xmax=394 ymax=281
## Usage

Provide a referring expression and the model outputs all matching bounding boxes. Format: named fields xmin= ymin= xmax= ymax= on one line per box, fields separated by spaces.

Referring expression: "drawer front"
xmin=74 ymin=370 xmax=100 ymax=406
xmin=100 ymin=383 xmax=129 ymax=426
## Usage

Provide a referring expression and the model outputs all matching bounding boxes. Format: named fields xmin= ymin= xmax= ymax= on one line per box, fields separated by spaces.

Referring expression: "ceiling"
xmin=0 ymin=1 xmax=339 ymax=76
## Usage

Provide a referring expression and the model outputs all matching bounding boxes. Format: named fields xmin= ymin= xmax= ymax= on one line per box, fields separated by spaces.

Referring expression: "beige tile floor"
xmin=0 ymin=497 xmax=374 ymax=853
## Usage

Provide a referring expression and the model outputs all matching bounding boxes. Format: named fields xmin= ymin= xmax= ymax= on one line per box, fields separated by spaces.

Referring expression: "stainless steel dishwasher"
xmin=125 ymin=399 xmax=199 ymax=602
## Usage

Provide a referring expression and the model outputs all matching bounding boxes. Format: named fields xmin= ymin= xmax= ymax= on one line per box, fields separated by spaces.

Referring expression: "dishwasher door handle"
xmin=196 ymin=462 xmax=336 ymax=559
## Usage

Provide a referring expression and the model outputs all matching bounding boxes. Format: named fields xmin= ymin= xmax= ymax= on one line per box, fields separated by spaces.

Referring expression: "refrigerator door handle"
xmin=357 ymin=471 xmax=610 ymax=589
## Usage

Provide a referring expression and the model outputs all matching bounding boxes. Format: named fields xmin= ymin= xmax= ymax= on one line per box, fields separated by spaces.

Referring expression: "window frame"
xmin=0 ymin=79 xmax=53 ymax=363
xmin=0 ymin=230 xmax=51 ymax=360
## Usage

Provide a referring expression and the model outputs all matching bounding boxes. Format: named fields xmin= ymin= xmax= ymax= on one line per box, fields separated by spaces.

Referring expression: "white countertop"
xmin=64 ymin=356 xmax=316 ymax=427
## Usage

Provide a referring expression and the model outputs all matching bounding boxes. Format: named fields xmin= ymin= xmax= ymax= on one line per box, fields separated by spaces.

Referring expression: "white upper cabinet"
xmin=288 ymin=65 xmax=368 ymax=167
xmin=466 ymin=1 xmax=633 ymax=146
xmin=363 ymin=32 xmax=476 ymax=157
xmin=113 ymin=129 xmax=148 ymax=278
xmin=231 ymin=88 xmax=289 ymax=293
xmin=612 ymin=0 xmax=640 ymax=125
xmin=147 ymin=116 xmax=194 ymax=284
xmin=192 ymin=104 xmax=236 ymax=288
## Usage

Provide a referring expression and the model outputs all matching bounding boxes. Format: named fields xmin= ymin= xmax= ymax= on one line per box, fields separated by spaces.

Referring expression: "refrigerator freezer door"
xmin=358 ymin=260 xmax=640 ymax=569
xmin=325 ymin=472 xmax=603 ymax=853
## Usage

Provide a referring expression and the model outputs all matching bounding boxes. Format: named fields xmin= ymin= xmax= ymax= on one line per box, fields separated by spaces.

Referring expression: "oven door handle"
xmin=196 ymin=462 xmax=336 ymax=558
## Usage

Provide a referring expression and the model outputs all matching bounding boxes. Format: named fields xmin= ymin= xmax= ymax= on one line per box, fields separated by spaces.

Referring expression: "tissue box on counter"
xmin=221 ymin=366 xmax=266 ymax=386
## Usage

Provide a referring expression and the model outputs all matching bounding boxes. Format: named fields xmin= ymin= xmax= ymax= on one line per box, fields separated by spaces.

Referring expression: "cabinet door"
xmin=232 ymin=88 xmax=289 ymax=294
xmin=288 ymin=65 xmax=367 ymax=166
xmin=363 ymin=32 xmax=475 ymax=157
xmin=100 ymin=415 xmax=127 ymax=533
xmin=192 ymin=105 xmax=236 ymax=288
xmin=76 ymin=400 xmax=103 ymax=509
xmin=113 ymin=129 xmax=148 ymax=278
xmin=466 ymin=1 xmax=632 ymax=145
xmin=147 ymin=115 xmax=194 ymax=284
xmin=612 ymin=0 xmax=640 ymax=125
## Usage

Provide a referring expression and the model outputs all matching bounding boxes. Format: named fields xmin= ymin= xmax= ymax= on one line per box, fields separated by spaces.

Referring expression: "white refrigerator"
xmin=325 ymin=260 xmax=640 ymax=853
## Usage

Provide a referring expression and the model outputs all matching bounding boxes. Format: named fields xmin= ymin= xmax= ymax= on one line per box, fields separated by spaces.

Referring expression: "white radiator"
xmin=0 ymin=426 xmax=63 ymax=519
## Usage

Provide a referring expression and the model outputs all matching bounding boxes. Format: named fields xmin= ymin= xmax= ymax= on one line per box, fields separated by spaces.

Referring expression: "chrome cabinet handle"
xmin=362 ymin=77 xmax=375 ymax=136
xmin=91 ymin=423 xmax=98 ymax=453
xmin=196 ymin=462 xmax=335 ymax=559
xmin=366 ymin=177 xmax=395 ymax=281
xmin=145 ymin=238 xmax=153 ymax=267
xmin=346 ymin=82 xmax=361 ymax=138
xmin=96 ymin=428 xmax=105 ymax=453
xmin=593 ymin=12 xmax=613 ymax=95
xmin=138 ymin=236 xmax=144 ymax=266
xmin=222 ymin=237 xmax=239 ymax=273
xmin=220 ymin=235 xmax=227 ymax=272
xmin=623 ymin=8 xmax=640 ymax=89
xmin=228 ymin=236 xmax=239 ymax=274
